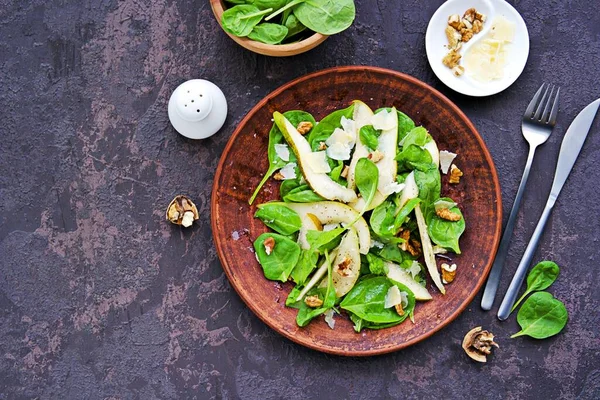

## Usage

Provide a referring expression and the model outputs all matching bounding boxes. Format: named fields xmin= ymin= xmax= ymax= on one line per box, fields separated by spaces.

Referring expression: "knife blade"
xmin=497 ymin=98 xmax=600 ymax=320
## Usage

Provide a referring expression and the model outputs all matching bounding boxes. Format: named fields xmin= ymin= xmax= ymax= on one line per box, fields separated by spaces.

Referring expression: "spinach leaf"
xmin=255 ymin=203 xmax=302 ymax=235
xmin=293 ymin=0 xmax=356 ymax=35
xmin=283 ymin=13 xmax=306 ymax=39
xmin=253 ymin=233 xmax=301 ymax=282
xmin=401 ymin=126 xmax=429 ymax=148
xmin=286 ymin=284 xmax=304 ymax=309
xmin=279 ymin=179 xmax=300 ymax=199
xmin=392 ymin=198 xmax=421 ymax=233
xmin=414 ymin=167 xmax=441 ymax=213
xmin=359 ymin=125 xmax=381 ymax=151
xmin=366 ymin=253 xmax=388 ymax=275
xmin=248 ymin=23 xmax=288 ymax=44
xmin=249 ymin=110 xmax=315 ymax=204
xmin=296 ymin=251 xmax=336 ymax=327
xmin=283 ymin=186 xmax=324 ymax=202
xmin=306 ymin=227 xmax=345 ymax=252
xmin=221 ymin=5 xmax=273 ymax=37
xmin=377 ymin=243 xmax=412 ymax=264
xmin=370 ymin=200 xmax=396 ymax=238
xmin=252 ymin=0 xmax=289 ymax=9
xmin=290 ymin=250 xmax=319 ymax=285
xmin=426 ymin=198 xmax=465 ymax=254
xmin=307 ymin=104 xmax=355 ymax=151
xmin=355 ymin=158 xmax=379 ymax=215
xmin=340 ymin=276 xmax=415 ymax=324
xmin=511 ymin=292 xmax=568 ymax=339
xmin=511 ymin=261 xmax=560 ymax=312
xmin=329 ymin=159 xmax=345 ymax=184
xmin=349 ymin=313 xmax=400 ymax=332
xmin=396 ymin=144 xmax=434 ymax=172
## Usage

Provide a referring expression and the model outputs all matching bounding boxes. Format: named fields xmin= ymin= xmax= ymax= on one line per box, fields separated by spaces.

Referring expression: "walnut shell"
xmin=166 ymin=195 xmax=199 ymax=227
xmin=462 ymin=326 xmax=499 ymax=363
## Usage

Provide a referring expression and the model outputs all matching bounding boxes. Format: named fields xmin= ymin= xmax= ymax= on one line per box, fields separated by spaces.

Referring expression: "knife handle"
xmin=497 ymin=196 xmax=556 ymax=320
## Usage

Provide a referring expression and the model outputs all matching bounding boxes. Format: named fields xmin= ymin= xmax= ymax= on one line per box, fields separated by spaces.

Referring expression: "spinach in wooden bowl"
xmin=221 ymin=0 xmax=356 ymax=45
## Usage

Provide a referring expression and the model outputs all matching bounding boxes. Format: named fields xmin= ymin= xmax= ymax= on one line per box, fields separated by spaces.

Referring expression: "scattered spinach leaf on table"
xmin=511 ymin=261 xmax=560 ymax=312
xmin=511 ymin=291 xmax=568 ymax=339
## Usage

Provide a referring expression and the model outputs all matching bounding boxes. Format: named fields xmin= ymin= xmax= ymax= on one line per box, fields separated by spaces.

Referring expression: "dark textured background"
xmin=1 ymin=0 xmax=599 ymax=399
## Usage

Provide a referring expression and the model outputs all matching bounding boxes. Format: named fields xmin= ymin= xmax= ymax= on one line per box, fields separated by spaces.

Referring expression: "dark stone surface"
xmin=0 ymin=0 xmax=598 ymax=399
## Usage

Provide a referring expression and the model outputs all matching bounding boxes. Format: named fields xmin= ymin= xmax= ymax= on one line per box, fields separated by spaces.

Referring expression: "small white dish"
xmin=168 ymin=79 xmax=227 ymax=139
xmin=425 ymin=0 xmax=529 ymax=97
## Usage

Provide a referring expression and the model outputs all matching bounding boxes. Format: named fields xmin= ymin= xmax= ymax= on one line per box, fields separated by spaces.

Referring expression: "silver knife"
xmin=497 ymin=98 xmax=600 ymax=320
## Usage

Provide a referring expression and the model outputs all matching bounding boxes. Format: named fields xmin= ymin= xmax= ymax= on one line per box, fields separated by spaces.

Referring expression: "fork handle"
xmin=497 ymin=197 xmax=555 ymax=320
xmin=481 ymin=146 xmax=536 ymax=310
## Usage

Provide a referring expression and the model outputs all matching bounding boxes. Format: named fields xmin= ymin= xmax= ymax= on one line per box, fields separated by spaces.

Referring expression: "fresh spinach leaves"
xmin=293 ymin=0 xmax=356 ymax=35
xmin=253 ymin=233 xmax=301 ymax=282
xmin=426 ymin=198 xmax=465 ymax=254
xmin=221 ymin=5 xmax=273 ymax=37
xmin=307 ymin=104 xmax=355 ymax=151
xmin=355 ymin=158 xmax=379 ymax=215
xmin=511 ymin=292 xmax=568 ymax=339
xmin=255 ymin=203 xmax=302 ymax=235
xmin=359 ymin=125 xmax=381 ymax=151
xmin=248 ymin=23 xmax=288 ymax=44
xmin=512 ymin=261 xmax=560 ymax=312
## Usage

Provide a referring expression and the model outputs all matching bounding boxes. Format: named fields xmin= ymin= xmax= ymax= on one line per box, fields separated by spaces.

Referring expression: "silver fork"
xmin=481 ymin=83 xmax=560 ymax=311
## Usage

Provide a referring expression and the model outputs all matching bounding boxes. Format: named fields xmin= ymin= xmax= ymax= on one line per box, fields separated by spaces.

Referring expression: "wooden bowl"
xmin=210 ymin=0 xmax=328 ymax=57
xmin=211 ymin=66 xmax=502 ymax=356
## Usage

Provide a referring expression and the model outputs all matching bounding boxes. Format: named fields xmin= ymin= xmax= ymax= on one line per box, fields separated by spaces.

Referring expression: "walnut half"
xmin=166 ymin=195 xmax=199 ymax=228
xmin=462 ymin=327 xmax=499 ymax=363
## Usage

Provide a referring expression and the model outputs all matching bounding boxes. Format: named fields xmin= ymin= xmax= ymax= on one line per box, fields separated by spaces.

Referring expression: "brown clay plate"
xmin=211 ymin=66 xmax=502 ymax=356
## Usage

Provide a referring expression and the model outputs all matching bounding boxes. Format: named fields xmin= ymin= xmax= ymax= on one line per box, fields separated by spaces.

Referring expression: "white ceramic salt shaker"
xmin=168 ymin=79 xmax=227 ymax=139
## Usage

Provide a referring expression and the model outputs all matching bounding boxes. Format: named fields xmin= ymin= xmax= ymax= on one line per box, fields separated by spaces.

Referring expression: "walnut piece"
xmin=340 ymin=165 xmax=349 ymax=179
xmin=463 ymin=8 xmax=476 ymax=23
xmin=304 ymin=295 xmax=323 ymax=308
xmin=368 ymin=150 xmax=384 ymax=163
xmin=335 ymin=257 xmax=353 ymax=277
xmin=462 ymin=327 xmax=499 ymax=363
xmin=442 ymin=50 xmax=462 ymax=68
xmin=166 ymin=195 xmax=199 ymax=227
xmin=296 ymin=121 xmax=313 ymax=135
xmin=449 ymin=164 xmax=463 ymax=184
xmin=318 ymin=142 xmax=327 ymax=151
xmin=452 ymin=65 xmax=465 ymax=77
xmin=447 ymin=14 xmax=462 ymax=29
xmin=263 ymin=237 xmax=275 ymax=255
xmin=460 ymin=28 xmax=474 ymax=42
xmin=273 ymin=172 xmax=285 ymax=181
xmin=441 ymin=263 xmax=457 ymax=284
xmin=436 ymin=207 xmax=462 ymax=221
xmin=395 ymin=303 xmax=405 ymax=316
xmin=445 ymin=25 xmax=462 ymax=50
xmin=472 ymin=19 xmax=483 ymax=34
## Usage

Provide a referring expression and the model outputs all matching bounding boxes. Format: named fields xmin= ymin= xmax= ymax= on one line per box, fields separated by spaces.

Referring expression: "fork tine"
xmin=541 ymin=85 xmax=555 ymax=122
xmin=533 ymin=84 xmax=551 ymax=121
xmin=524 ymin=83 xmax=546 ymax=118
xmin=548 ymin=87 xmax=560 ymax=125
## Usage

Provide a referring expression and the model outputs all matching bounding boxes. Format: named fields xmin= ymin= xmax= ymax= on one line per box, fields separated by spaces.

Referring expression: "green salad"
xmin=249 ymin=101 xmax=465 ymax=332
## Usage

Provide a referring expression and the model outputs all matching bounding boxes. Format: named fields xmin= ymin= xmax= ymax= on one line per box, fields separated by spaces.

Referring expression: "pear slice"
xmin=423 ymin=139 xmax=440 ymax=167
xmin=274 ymin=112 xmax=357 ymax=203
xmin=298 ymin=213 xmax=322 ymax=250
xmin=319 ymin=228 xmax=361 ymax=297
xmin=414 ymin=204 xmax=445 ymax=294
xmin=385 ymin=262 xmax=432 ymax=301
xmin=278 ymin=201 xmax=371 ymax=254
xmin=397 ymin=171 xmax=418 ymax=209
xmin=349 ymin=107 xmax=399 ymax=212
xmin=347 ymin=100 xmax=375 ymax=190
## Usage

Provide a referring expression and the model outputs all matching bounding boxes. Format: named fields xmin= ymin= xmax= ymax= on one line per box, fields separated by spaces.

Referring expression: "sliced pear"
xmin=347 ymin=101 xmax=375 ymax=190
xmin=423 ymin=139 xmax=440 ymax=167
xmin=397 ymin=171 xmax=419 ymax=209
xmin=385 ymin=262 xmax=432 ymax=300
xmin=295 ymin=256 xmax=330 ymax=301
xmin=319 ymin=228 xmax=361 ymax=297
xmin=414 ymin=204 xmax=445 ymax=294
xmin=298 ymin=213 xmax=322 ymax=250
xmin=350 ymin=191 xmax=386 ymax=213
xmin=274 ymin=112 xmax=357 ymax=203
xmin=280 ymin=201 xmax=371 ymax=254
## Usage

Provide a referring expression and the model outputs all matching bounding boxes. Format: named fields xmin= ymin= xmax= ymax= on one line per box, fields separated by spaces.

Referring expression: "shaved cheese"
xmin=323 ymin=223 xmax=339 ymax=232
xmin=439 ymin=150 xmax=457 ymax=174
xmin=325 ymin=127 xmax=355 ymax=148
xmin=381 ymin=182 xmax=406 ymax=196
xmin=434 ymin=198 xmax=457 ymax=211
xmin=408 ymin=261 xmax=422 ymax=279
xmin=326 ymin=142 xmax=352 ymax=160
xmin=371 ymin=109 xmax=396 ymax=130
xmin=490 ymin=15 xmax=516 ymax=42
xmin=279 ymin=163 xmax=297 ymax=180
xmin=370 ymin=240 xmax=384 ymax=249
xmin=305 ymin=151 xmax=331 ymax=173
xmin=325 ymin=127 xmax=355 ymax=160
xmin=384 ymin=285 xmax=403 ymax=308
xmin=274 ymin=143 xmax=290 ymax=162
xmin=340 ymin=116 xmax=356 ymax=138
xmin=433 ymin=245 xmax=448 ymax=254
xmin=324 ymin=309 xmax=336 ymax=329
